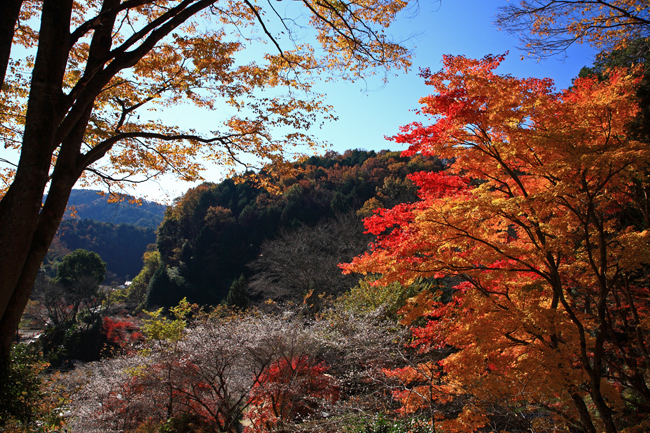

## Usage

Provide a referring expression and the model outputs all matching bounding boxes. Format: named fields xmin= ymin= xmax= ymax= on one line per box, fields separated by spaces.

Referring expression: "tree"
xmin=49 ymin=249 xmax=106 ymax=324
xmin=248 ymin=213 xmax=371 ymax=304
xmin=343 ymin=54 xmax=650 ymax=432
xmin=225 ymin=274 xmax=249 ymax=309
xmin=55 ymin=249 xmax=106 ymax=294
xmin=0 ymin=0 xmax=412 ymax=370
xmin=246 ymin=355 xmax=339 ymax=432
xmin=126 ymin=247 xmax=160 ymax=304
xmin=496 ymin=0 xmax=650 ymax=57
xmin=0 ymin=343 xmax=66 ymax=431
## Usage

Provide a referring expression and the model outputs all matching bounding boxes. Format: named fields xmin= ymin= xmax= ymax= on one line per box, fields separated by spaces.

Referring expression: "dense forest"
xmin=43 ymin=191 xmax=166 ymax=282
xmin=55 ymin=219 xmax=157 ymax=282
xmin=145 ymin=149 xmax=444 ymax=307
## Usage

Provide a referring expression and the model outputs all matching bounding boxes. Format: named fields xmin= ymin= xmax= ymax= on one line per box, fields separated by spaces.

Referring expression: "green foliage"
xmin=36 ymin=250 xmax=109 ymax=366
xmin=225 ymin=274 xmax=249 ymax=309
xmin=349 ymin=415 xmax=433 ymax=433
xmin=0 ymin=344 xmax=46 ymax=426
xmin=335 ymin=276 xmax=430 ymax=319
xmin=122 ymin=248 xmax=160 ymax=305
xmin=41 ymin=316 xmax=106 ymax=366
xmin=146 ymin=265 xmax=203 ymax=308
xmin=142 ymin=298 xmax=193 ymax=343
xmin=0 ymin=344 xmax=67 ymax=431
xmin=40 ymin=237 xmax=70 ymax=278
xmin=56 ymin=219 xmax=157 ymax=282
xmin=38 ymin=249 xmax=106 ymax=331
xmin=54 ymin=249 xmax=106 ymax=290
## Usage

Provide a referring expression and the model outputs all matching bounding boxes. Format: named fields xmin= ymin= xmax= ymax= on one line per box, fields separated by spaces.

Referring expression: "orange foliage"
xmin=496 ymin=1 xmax=650 ymax=56
xmin=344 ymin=54 xmax=650 ymax=432
xmin=0 ymin=0 xmax=413 ymax=202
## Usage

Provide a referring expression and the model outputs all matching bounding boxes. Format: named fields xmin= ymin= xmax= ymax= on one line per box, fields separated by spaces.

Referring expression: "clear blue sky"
xmin=137 ymin=0 xmax=597 ymax=202
xmin=319 ymin=0 xmax=596 ymax=152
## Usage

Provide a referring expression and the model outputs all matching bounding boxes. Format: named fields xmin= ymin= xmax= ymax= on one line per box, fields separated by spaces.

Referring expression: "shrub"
xmin=0 ymin=344 xmax=67 ymax=432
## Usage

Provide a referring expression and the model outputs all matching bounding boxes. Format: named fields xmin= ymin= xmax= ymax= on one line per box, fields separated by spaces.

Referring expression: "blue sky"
xmin=317 ymin=0 xmax=597 ymax=154
xmin=138 ymin=0 xmax=597 ymax=202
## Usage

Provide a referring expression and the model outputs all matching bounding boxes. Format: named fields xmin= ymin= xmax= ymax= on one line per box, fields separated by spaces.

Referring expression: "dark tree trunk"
xmin=0 ymin=0 xmax=22 ymax=90
xmin=0 ymin=0 xmax=73 ymax=363
xmin=0 ymin=0 xmax=128 ymax=375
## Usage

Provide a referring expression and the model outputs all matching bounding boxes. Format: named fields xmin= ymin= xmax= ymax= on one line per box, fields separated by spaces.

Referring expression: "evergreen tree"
xmin=224 ymin=274 xmax=249 ymax=310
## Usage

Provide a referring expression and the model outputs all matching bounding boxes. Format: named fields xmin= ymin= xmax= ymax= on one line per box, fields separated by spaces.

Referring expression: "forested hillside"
xmin=63 ymin=190 xmax=165 ymax=228
xmin=42 ymin=190 xmax=166 ymax=282
xmin=56 ymin=220 xmax=157 ymax=282
xmin=145 ymin=149 xmax=445 ymax=307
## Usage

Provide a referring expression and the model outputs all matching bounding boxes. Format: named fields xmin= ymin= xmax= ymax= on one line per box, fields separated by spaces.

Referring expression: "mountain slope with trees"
xmin=56 ymin=219 xmax=157 ymax=283
xmin=145 ymin=149 xmax=445 ymax=308
xmin=40 ymin=190 xmax=165 ymax=282
xmin=63 ymin=190 xmax=166 ymax=228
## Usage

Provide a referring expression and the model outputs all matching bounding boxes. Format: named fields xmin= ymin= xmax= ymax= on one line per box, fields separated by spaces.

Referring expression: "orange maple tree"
xmin=343 ymin=54 xmax=650 ymax=433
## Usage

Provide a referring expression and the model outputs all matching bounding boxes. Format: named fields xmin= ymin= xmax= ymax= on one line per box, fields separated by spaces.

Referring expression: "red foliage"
xmin=344 ymin=54 xmax=650 ymax=432
xmin=102 ymin=317 xmax=144 ymax=353
xmin=245 ymin=355 xmax=339 ymax=432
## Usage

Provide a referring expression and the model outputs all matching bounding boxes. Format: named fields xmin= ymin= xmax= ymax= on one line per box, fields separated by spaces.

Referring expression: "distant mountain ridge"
xmin=63 ymin=189 xmax=166 ymax=228
xmin=41 ymin=190 xmax=167 ymax=282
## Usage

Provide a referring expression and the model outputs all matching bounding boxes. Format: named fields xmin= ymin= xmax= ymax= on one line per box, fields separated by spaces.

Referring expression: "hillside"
xmin=43 ymin=190 xmax=167 ymax=282
xmin=63 ymin=189 xmax=166 ymax=228
xmin=55 ymin=219 xmax=157 ymax=282
xmin=143 ymin=149 xmax=445 ymax=308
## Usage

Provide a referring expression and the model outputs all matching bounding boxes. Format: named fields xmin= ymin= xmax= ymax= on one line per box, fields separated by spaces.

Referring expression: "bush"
xmin=351 ymin=415 xmax=433 ymax=433
xmin=0 ymin=344 xmax=67 ymax=431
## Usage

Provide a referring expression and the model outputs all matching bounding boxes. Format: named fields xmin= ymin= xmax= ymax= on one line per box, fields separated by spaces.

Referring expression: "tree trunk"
xmin=0 ymin=0 xmax=22 ymax=90
xmin=0 ymin=0 xmax=72 ymax=368
xmin=0 ymin=0 xmax=124 ymax=387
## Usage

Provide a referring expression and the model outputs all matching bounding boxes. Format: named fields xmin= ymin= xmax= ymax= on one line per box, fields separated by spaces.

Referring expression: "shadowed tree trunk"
xmin=0 ymin=0 xmax=22 ymax=89
xmin=0 ymin=0 xmax=74 ymax=364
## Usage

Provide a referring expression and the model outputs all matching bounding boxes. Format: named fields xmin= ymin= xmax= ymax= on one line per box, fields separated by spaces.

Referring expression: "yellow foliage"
xmin=1 ymin=0 xmax=412 ymax=195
